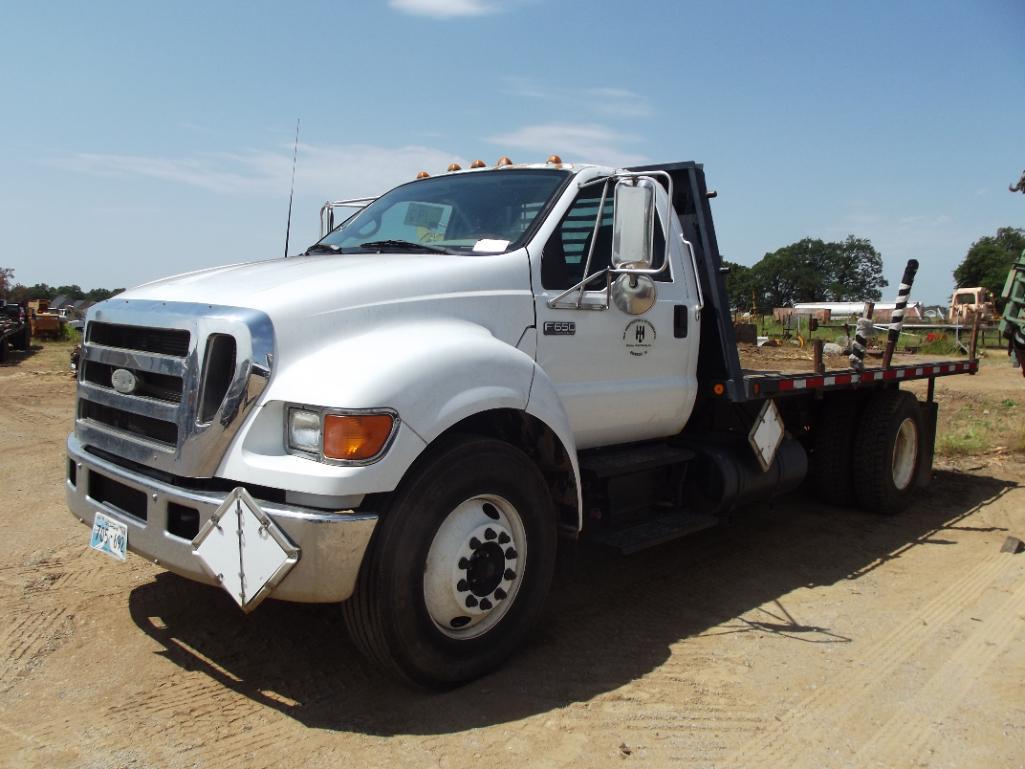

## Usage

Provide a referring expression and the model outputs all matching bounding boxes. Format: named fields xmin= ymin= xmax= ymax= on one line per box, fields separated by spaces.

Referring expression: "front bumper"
xmin=66 ymin=433 xmax=377 ymax=603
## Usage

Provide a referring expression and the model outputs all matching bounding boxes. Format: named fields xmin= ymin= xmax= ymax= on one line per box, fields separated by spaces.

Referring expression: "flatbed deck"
xmin=718 ymin=358 xmax=979 ymax=400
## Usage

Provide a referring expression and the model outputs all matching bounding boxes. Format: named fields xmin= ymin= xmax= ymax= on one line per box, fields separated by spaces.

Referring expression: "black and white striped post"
xmin=882 ymin=259 xmax=919 ymax=369
xmin=849 ymin=301 xmax=875 ymax=371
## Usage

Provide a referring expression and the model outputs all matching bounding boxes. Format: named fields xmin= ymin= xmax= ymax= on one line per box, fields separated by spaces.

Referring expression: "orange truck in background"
xmin=949 ymin=287 xmax=996 ymax=325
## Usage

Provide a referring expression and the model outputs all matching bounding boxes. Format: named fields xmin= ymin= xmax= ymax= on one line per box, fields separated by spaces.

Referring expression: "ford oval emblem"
xmin=111 ymin=368 xmax=138 ymax=395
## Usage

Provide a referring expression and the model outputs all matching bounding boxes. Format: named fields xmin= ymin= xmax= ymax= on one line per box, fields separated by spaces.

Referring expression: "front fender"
xmin=525 ymin=364 xmax=583 ymax=530
xmin=220 ymin=319 xmax=535 ymax=494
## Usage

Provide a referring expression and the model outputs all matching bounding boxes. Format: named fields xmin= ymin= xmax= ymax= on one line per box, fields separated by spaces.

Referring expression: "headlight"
xmin=285 ymin=406 xmax=397 ymax=463
xmin=287 ymin=408 xmax=322 ymax=454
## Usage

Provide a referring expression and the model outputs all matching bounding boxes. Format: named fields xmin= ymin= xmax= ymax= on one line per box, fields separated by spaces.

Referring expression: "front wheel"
xmin=342 ymin=437 xmax=558 ymax=688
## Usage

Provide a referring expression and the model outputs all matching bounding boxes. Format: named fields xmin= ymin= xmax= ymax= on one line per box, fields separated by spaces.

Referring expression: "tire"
xmin=342 ymin=436 xmax=558 ymax=688
xmin=0 ymin=336 xmax=8 ymax=364
xmin=14 ymin=326 xmax=30 ymax=351
xmin=852 ymin=390 xmax=923 ymax=515
xmin=810 ymin=392 xmax=862 ymax=505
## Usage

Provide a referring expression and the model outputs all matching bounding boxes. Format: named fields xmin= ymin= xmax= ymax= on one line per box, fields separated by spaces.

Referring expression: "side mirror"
xmin=611 ymin=177 xmax=657 ymax=268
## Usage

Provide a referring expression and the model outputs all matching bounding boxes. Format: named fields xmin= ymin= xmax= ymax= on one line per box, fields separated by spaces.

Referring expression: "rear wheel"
xmin=853 ymin=390 xmax=923 ymax=514
xmin=343 ymin=437 xmax=557 ymax=688
xmin=810 ymin=392 xmax=862 ymax=505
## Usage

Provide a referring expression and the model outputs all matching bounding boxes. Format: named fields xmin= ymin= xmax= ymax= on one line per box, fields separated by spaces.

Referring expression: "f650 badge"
xmin=543 ymin=321 xmax=576 ymax=336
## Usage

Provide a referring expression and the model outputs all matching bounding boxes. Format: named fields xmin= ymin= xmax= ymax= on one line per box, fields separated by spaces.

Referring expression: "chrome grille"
xmin=75 ymin=300 xmax=274 ymax=478
xmin=88 ymin=321 xmax=191 ymax=357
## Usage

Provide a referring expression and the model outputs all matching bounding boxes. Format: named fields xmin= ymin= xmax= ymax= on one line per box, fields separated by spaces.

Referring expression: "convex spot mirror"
xmin=612 ymin=264 xmax=657 ymax=315
xmin=612 ymin=177 xmax=657 ymax=268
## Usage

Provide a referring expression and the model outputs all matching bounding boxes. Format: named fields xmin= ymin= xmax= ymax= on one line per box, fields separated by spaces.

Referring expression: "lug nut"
xmin=470 ymin=537 xmax=482 ymax=549
xmin=458 ymin=557 xmax=469 ymax=569
xmin=465 ymin=595 xmax=478 ymax=608
xmin=505 ymin=547 xmax=517 ymax=560
xmin=498 ymin=532 xmax=510 ymax=544
xmin=456 ymin=579 xmax=468 ymax=592
xmin=494 ymin=588 xmax=507 ymax=600
xmin=504 ymin=568 xmax=516 ymax=581
xmin=479 ymin=598 xmax=493 ymax=610
xmin=484 ymin=528 xmax=496 ymax=540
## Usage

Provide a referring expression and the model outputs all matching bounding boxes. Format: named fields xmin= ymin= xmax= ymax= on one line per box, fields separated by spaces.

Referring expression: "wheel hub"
xmin=452 ymin=522 xmax=518 ymax=615
xmin=891 ymin=416 xmax=919 ymax=491
xmin=423 ymin=495 xmax=526 ymax=639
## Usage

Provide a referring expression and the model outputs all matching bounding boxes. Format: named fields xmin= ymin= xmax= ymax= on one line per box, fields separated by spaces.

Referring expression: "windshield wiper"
xmin=359 ymin=239 xmax=448 ymax=254
xmin=305 ymin=243 xmax=341 ymax=255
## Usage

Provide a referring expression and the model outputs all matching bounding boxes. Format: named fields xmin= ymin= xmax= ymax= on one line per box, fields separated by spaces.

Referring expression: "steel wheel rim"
xmin=423 ymin=494 xmax=527 ymax=640
xmin=891 ymin=417 xmax=918 ymax=491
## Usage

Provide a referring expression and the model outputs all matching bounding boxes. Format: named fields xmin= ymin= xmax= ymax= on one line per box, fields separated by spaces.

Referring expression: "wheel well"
xmin=434 ymin=409 xmax=579 ymax=532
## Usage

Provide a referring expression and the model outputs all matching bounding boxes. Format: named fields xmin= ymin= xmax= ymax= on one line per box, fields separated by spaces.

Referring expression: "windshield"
xmin=313 ymin=169 xmax=569 ymax=254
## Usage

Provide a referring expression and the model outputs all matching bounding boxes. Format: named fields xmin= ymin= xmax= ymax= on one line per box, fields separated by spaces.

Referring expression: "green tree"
xmin=54 ymin=284 xmax=85 ymax=300
xmin=0 ymin=268 xmax=13 ymax=298
xmin=954 ymin=227 xmax=1025 ymax=311
xmin=723 ymin=261 xmax=758 ymax=312
xmin=731 ymin=235 xmax=889 ymax=309
xmin=830 ymin=236 xmax=887 ymax=301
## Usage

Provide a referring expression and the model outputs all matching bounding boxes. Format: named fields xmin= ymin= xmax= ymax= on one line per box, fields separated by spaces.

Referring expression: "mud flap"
xmin=916 ymin=400 xmax=938 ymax=489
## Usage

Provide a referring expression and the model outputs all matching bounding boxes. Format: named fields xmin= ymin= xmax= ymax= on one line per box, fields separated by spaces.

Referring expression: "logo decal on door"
xmin=623 ymin=320 xmax=656 ymax=356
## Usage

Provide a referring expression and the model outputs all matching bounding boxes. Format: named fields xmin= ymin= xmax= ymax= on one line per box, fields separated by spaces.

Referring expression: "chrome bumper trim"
xmin=66 ymin=433 xmax=376 ymax=603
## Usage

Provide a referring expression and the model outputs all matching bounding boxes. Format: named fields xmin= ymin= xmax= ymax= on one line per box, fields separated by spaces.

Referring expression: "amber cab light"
xmin=323 ymin=413 xmax=394 ymax=461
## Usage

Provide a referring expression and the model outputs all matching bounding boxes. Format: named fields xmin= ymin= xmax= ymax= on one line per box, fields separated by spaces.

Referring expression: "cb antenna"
xmin=284 ymin=118 xmax=300 ymax=258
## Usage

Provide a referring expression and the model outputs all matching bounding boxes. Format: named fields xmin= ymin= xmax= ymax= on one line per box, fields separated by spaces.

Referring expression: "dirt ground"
xmin=1 ymin=341 xmax=1024 ymax=769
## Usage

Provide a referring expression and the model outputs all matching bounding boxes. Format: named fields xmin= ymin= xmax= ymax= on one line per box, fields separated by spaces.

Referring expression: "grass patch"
xmin=934 ymin=394 xmax=1025 ymax=456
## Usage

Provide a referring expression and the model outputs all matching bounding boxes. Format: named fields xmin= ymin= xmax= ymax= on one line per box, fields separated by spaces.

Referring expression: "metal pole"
xmin=968 ymin=311 xmax=981 ymax=362
xmin=882 ymin=259 xmax=919 ymax=369
xmin=813 ymin=339 xmax=825 ymax=374
xmin=849 ymin=301 xmax=875 ymax=372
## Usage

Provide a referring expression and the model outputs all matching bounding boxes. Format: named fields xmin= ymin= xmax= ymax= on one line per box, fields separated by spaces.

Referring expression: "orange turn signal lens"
xmin=323 ymin=413 xmax=394 ymax=461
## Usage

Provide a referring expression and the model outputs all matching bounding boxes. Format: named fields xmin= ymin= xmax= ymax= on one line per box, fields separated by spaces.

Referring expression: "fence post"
xmin=882 ymin=259 xmax=919 ymax=369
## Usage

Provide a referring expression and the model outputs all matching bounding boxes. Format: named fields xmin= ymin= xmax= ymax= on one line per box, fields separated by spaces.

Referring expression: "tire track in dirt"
xmin=726 ymin=552 xmax=1020 ymax=767
xmin=853 ymin=573 xmax=1025 ymax=767
xmin=0 ymin=606 xmax=74 ymax=693
xmin=95 ymin=656 xmax=302 ymax=769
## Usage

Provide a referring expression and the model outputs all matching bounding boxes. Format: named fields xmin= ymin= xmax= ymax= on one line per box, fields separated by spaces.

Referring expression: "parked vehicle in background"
xmin=949 ymin=286 xmax=996 ymax=325
xmin=67 ymin=158 xmax=977 ymax=687
xmin=0 ymin=301 xmax=31 ymax=362
xmin=26 ymin=299 xmax=66 ymax=339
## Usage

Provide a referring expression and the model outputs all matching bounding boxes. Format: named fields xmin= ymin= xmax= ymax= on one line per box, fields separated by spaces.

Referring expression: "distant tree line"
xmin=0 ymin=269 xmax=124 ymax=305
xmin=724 ymin=235 xmax=888 ymax=312
xmin=952 ymin=226 xmax=1024 ymax=312
xmin=725 ymin=226 xmax=1025 ymax=314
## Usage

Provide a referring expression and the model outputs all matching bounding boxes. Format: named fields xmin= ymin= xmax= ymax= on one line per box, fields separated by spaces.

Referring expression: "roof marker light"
xmin=447 ymin=163 xmax=462 ymax=172
xmin=470 ymin=159 xmax=486 ymax=168
xmin=496 ymin=156 xmax=513 ymax=167
xmin=416 ymin=171 xmax=430 ymax=179
xmin=547 ymin=154 xmax=562 ymax=165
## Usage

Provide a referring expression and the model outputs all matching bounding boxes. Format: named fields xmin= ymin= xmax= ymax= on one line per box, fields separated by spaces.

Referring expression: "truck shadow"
xmin=0 ymin=343 xmax=43 ymax=367
xmin=127 ymin=468 xmax=1017 ymax=736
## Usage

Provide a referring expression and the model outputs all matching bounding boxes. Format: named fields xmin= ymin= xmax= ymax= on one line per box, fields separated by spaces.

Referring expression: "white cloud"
xmin=489 ymin=123 xmax=648 ymax=167
xmin=503 ymin=78 xmax=653 ymax=118
xmin=584 ymin=87 xmax=653 ymax=118
xmin=389 ymin=0 xmax=499 ymax=17
xmin=48 ymin=143 xmax=467 ymax=200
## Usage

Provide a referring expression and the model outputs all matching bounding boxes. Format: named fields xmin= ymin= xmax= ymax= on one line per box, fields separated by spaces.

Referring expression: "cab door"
xmin=530 ymin=177 xmax=700 ymax=449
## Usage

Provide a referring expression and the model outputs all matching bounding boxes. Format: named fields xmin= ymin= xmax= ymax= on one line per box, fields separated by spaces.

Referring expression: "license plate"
xmin=90 ymin=511 xmax=128 ymax=561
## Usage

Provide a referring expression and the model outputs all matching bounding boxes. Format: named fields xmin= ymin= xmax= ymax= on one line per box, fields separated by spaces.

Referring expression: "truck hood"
xmin=118 ymin=251 xmax=535 ymax=353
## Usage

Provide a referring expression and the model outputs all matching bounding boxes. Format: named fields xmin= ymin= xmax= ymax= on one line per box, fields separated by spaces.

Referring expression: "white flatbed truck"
xmin=67 ymin=158 xmax=977 ymax=686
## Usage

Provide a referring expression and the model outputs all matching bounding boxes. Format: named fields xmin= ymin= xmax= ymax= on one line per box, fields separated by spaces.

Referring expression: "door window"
xmin=542 ymin=183 xmax=668 ymax=290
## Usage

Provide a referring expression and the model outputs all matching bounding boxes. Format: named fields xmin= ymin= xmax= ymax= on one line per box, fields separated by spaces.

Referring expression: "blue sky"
xmin=1 ymin=0 xmax=1022 ymax=304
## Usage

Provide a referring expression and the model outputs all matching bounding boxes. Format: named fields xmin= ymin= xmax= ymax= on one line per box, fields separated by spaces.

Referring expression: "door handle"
xmin=674 ymin=305 xmax=688 ymax=338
